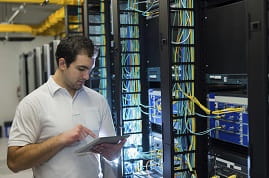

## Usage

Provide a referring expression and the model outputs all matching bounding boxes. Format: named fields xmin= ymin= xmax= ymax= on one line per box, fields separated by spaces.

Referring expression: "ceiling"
xmin=0 ymin=3 xmax=61 ymax=25
xmin=0 ymin=2 xmax=61 ymax=40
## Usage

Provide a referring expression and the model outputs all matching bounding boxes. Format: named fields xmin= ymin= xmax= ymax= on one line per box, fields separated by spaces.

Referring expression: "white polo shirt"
xmin=8 ymin=77 xmax=116 ymax=178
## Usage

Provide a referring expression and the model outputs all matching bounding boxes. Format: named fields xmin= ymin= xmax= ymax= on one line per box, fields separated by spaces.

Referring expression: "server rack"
xmin=33 ymin=47 xmax=43 ymax=87
xmin=41 ymin=44 xmax=51 ymax=83
xmin=49 ymin=40 xmax=60 ymax=75
xmin=18 ymin=54 xmax=28 ymax=100
xmin=200 ymin=1 xmax=249 ymax=177
xmin=84 ymin=0 xmax=113 ymax=106
xmin=112 ymin=0 xmax=149 ymax=177
xmin=26 ymin=51 xmax=36 ymax=94
xmin=159 ymin=0 xmax=197 ymax=177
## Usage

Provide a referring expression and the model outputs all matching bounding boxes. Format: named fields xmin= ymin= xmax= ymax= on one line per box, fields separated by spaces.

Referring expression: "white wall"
xmin=0 ymin=36 xmax=54 ymax=135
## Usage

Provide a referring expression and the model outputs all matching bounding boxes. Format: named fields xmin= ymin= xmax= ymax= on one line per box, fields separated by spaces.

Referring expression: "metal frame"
xmin=138 ymin=2 xmax=150 ymax=167
xmin=111 ymin=0 xmax=123 ymax=176
xmin=247 ymin=0 xmax=269 ymax=177
xmin=104 ymin=0 xmax=113 ymax=107
xmin=111 ymin=0 xmax=122 ymax=138
xmin=195 ymin=1 xmax=208 ymax=177
xmin=159 ymin=0 xmax=174 ymax=177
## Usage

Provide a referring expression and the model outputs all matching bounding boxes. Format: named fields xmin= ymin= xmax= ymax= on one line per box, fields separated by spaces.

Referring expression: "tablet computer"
xmin=75 ymin=135 xmax=129 ymax=153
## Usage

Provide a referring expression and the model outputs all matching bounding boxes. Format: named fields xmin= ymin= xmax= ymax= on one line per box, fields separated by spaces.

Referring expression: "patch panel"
xmin=208 ymin=93 xmax=248 ymax=147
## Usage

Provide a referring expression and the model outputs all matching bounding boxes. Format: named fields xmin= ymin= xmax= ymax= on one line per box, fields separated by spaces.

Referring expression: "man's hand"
xmin=59 ymin=125 xmax=97 ymax=146
xmin=90 ymin=139 xmax=127 ymax=161
xmin=7 ymin=125 xmax=97 ymax=172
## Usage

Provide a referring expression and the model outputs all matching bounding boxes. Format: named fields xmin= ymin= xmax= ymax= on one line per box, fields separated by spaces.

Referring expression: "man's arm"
xmin=7 ymin=125 xmax=96 ymax=172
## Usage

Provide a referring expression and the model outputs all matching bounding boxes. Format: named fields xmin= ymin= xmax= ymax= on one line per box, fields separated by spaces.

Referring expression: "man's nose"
xmin=82 ymin=70 xmax=90 ymax=80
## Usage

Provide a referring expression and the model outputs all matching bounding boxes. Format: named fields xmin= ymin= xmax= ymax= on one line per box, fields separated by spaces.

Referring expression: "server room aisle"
xmin=0 ymin=138 xmax=33 ymax=178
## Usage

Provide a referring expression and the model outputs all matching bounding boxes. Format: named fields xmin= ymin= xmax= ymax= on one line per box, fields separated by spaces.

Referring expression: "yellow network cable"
xmin=176 ymin=84 xmax=244 ymax=115
xmin=228 ymin=175 xmax=237 ymax=178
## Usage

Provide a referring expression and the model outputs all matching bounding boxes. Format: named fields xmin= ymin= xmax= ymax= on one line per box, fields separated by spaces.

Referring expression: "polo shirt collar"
xmin=47 ymin=76 xmax=86 ymax=96
xmin=47 ymin=76 xmax=62 ymax=96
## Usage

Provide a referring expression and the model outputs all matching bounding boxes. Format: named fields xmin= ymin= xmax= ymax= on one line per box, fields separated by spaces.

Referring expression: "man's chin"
xmin=76 ymin=83 xmax=84 ymax=89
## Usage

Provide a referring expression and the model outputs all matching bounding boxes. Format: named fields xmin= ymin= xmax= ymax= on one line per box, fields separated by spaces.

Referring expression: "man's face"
xmin=62 ymin=54 xmax=94 ymax=91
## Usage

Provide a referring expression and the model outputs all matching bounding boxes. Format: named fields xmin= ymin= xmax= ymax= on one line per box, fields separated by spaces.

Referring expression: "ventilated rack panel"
xmin=65 ymin=5 xmax=84 ymax=36
xmin=86 ymin=0 xmax=111 ymax=99
xmin=160 ymin=0 xmax=196 ymax=177
xmin=119 ymin=0 xmax=144 ymax=176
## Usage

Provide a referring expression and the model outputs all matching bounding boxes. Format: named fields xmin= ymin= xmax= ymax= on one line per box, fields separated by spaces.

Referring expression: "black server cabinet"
xmin=49 ymin=40 xmax=60 ymax=75
xmin=200 ymin=0 xmax=269 ymax=177
xmin=247 ymin=0 xmax=269 ymax=177
xmin=200 ymin=0 xmax=249 ymax=177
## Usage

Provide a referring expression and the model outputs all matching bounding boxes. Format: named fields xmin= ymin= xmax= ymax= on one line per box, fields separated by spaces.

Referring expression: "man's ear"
xmin=58 ymin=58 xmax=66 ymax=70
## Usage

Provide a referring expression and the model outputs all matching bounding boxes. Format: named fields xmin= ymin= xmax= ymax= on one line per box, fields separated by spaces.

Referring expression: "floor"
xmin=0 ymin=138 xmax=33 ymax=178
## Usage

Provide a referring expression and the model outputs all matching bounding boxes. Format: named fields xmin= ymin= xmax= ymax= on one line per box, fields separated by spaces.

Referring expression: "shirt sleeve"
xmin=99 ymin=98 xmax=116 ymax=137
xmin=8 ymin=99 xmax=41 ymax=147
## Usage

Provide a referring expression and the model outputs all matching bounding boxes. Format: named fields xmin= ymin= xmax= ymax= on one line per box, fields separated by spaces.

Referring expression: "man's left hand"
xmin=91 ymin=139 xmax=127 ymax=161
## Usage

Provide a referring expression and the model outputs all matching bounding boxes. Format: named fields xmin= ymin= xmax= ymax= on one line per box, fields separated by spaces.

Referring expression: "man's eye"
xmin=78 ymin=67 xmax=85 ymax=71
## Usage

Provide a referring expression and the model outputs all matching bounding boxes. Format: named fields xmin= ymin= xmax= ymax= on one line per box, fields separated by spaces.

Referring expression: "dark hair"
xmin=55 ymin=36 xmax=94 ymax=67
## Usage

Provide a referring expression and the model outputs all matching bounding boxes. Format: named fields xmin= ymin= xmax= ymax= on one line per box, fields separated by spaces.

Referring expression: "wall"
xmin=0 ymin=36 xmax=53 ymax=136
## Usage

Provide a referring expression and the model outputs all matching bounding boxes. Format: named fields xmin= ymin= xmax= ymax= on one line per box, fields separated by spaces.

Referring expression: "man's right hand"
xmin=7 ymin=125 xmax=97 ymax=173
xmin=59 ymin=125 xmax=97 ymax=146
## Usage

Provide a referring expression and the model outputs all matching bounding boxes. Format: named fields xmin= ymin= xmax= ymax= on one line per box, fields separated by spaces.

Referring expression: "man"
xmin=7 ymin=36 xmax=126 ymax=178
